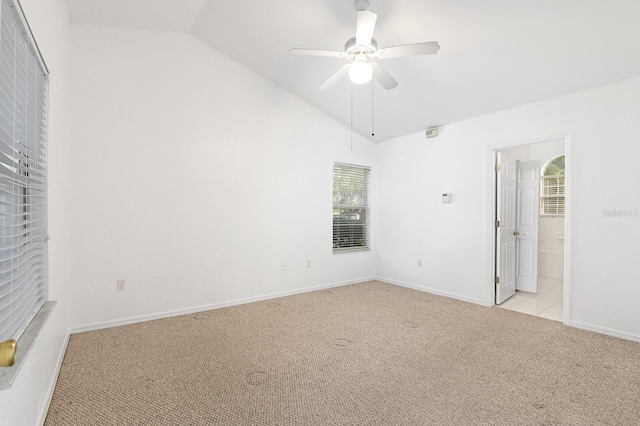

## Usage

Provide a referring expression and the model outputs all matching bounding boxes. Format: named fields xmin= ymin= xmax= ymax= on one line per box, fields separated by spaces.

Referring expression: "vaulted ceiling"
xmin=66 ymin=0 xmax=640 ymax=142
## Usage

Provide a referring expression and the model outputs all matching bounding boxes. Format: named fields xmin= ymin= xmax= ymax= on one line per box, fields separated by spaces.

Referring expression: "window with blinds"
xmin=540 ymin=155 xmax=565 ymax=216
xmin=0 ymin=0 xmax=49 ymax=343
xmin=333 ymin=163 xmax=370 ymax=252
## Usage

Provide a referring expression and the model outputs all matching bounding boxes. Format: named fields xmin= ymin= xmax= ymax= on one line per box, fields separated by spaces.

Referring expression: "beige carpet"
xmin=45 ymin=281 xmax=640 ymax=425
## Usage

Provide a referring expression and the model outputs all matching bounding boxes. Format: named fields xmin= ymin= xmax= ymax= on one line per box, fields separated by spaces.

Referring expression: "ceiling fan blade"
xmin=318 ymin=64 xmax=350 ymax=90
xmin=289 ymin=48 xmax=345 ymax=58
xmin=371 ymin=63 xmax=398 ymax=90
xmin=355 ymin=10 xmax=377 ymax=46
xmin=379 ymin=41 xmax=440 ymax=58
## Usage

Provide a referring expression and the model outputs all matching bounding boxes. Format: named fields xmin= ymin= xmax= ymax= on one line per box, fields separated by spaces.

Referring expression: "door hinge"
xmin=495 ymin=164 xmax=501 ymax=172
xmin=494 ymin=276 xmax=500 ymax=284
xmin=495 ymin=220 xmax=500 ymax=228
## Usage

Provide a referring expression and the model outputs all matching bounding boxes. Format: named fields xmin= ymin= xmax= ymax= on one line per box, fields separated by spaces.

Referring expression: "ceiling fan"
xmin=289 ymin=0 xmax=440 ymax=90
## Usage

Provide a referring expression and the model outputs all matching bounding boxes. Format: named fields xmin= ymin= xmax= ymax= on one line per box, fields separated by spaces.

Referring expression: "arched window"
xmin=540 ymin=155 xmax=565 ymax=215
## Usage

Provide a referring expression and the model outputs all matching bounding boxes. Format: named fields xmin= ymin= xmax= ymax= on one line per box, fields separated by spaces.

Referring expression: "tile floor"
xmin=498 ymin=277 xmax=564 ymax=321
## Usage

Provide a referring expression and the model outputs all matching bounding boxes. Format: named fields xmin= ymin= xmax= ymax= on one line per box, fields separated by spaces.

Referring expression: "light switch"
xmin=442 ymin=193 xmax=451 ymax=203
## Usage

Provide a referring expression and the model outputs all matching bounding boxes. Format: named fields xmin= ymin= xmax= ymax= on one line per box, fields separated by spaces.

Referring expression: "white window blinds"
xmin=0 ymin=0 xmax=48 ymax=343
xmin=540 ymin=155 xmax=565 ymax=216
xmin=540 ymin=176 xmax=565 ymax=215
xmin=333 ymin=163 xmax=370 ymax=252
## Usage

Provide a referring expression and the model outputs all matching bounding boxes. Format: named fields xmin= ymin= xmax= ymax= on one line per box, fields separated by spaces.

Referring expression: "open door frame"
xmin=488 ymin=133 xmax=572 ymax=325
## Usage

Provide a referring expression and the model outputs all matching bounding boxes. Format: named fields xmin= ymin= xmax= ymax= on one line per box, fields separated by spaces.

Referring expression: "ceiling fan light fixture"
xmin=349 ymin=59 xmax=373 ymax=84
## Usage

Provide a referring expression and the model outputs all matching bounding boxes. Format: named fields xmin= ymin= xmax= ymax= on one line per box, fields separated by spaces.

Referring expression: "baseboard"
xmin=380 ymin=278 xmax=640 ymax=343
xmin=70 ymin=277 xmax=376 ymax=334
xmin=569 ymin=320 xmax=640 ymax=343
xmin=377 ymin=277 xmax=487 ymax=306
xmin=37 ymin=330 xmax=71 ymax=426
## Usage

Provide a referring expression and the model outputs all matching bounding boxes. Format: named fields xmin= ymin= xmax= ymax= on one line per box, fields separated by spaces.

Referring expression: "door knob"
xmin=513 ymin=231 xmax=520 ymax=236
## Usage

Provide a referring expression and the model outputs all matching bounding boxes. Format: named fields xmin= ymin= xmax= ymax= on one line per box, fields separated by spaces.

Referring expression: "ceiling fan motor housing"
xmin=354 ymin=0 xmax=371 ymax=12
xmin=345 ymin=37 xmax=377 ymax=61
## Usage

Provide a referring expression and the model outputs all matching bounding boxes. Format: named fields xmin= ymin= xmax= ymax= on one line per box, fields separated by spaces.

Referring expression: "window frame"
xmin=540 ymin=155 xmax=565 ymax=216
xmin=332 ymin=162 xmax=371 ymax=253
xmin=0 ymin=0 xmax=49 ymax=347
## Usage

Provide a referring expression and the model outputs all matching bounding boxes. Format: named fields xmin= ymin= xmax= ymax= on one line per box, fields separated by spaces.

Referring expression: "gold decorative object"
xmin=0 ymin=340 xmax=17 ymax=367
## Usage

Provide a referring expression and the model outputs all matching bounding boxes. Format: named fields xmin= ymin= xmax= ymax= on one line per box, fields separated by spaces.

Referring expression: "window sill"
xmin=0 ymin=301 xmax=57 ymax=391
xmin=333 ymin=248 xmax=372 ymax=254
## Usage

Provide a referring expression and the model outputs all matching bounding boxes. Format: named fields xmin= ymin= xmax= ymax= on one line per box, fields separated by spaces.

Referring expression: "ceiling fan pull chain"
xmin=350 ymin=83 xmax=354 ymax=151
xmin=371 ymin=79 xmax=375 ymax=137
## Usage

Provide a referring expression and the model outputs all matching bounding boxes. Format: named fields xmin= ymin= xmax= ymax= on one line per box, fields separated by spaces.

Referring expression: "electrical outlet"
xmin=306 ymin=259 xmax=311 ymax=268
xmin=417 ymin=259 xmax=423 ymax=268
xmin=282 ymin=263 xmax=288 ymax=272
xmin=117 ymin=279 xmax=126 ymax=290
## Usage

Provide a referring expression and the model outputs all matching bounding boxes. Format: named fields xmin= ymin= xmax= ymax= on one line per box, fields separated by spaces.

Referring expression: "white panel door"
xmin=495 ymin=152 xmax=517 ymax=304
xmin=515 ymin=160 xmax=540 ymax=293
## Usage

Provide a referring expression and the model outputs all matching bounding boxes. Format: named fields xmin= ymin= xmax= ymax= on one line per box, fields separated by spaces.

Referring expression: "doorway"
xmin=492 ymin=137 xmax=569 ymax=323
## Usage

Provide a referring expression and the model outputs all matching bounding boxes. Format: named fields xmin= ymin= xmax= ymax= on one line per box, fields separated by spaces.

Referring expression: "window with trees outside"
xmin=540 ymin=155 xmax=565 ymax=215
xmin=333 ymin=163 xmax=370 ymax=252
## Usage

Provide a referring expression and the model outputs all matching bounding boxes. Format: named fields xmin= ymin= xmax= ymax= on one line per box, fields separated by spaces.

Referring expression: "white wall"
xmin=0 ymin=0 xmax=72 ymax=425
xmin=530 ymin=139 xmax=564 ymax=167
xmin=377 ymin=76 xmax=640 ymax=341
xmin=539 ymin=216 xmax=564 ymax=279
xmin=376 ymin=124 xmax=490 ymax=304
xmin=68 ymin=25 xmax=377 ymax=329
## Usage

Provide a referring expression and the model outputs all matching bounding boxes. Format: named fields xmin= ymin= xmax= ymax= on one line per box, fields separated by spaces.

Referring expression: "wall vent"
xmin=426 ymin=127 xmax=439 ymax=138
